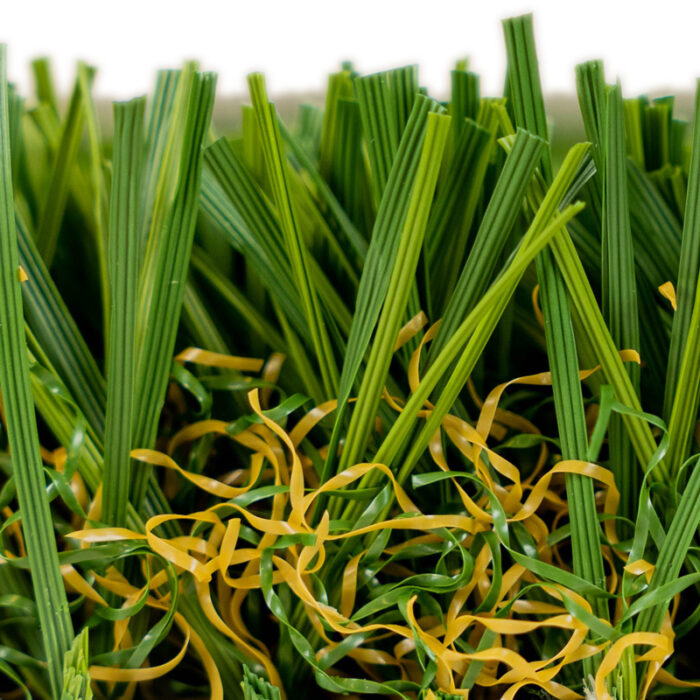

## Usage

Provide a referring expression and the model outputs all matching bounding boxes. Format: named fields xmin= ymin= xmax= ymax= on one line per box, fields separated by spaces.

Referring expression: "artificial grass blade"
xmin=504 ymin=16 xmax=608 ymax=651
xmin=339 ymin=110 xmax=451 ymax=472
xmin=428 ymin=127 xmax=545 ymax=365
xmin=0 ymin=45 xmax=73 ymax=696
xmin=130 ymin=69 xmax=216 ymax=509
xmin=34 ymin=66 xmax=92 ymax=267
xmin=102 ymin=97 xmax=144 ymax=527
xmin=248 ymin=73 xmax=339 ymax=399
xmin=602 ymin=82 xmax=642 ymax=534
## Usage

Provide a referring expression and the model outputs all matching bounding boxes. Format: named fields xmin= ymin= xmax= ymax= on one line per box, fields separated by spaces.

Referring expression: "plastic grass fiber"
xmin=2 ymin=11 xmax=700 ymax=700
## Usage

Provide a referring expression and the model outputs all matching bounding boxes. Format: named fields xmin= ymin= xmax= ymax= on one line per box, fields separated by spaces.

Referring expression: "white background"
xmin=2 ymin=0 xmax=698 ymax=100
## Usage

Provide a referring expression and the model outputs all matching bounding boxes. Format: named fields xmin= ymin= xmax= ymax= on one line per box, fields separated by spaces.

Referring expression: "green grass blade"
xmin=16 ymin=211 xmax=106 ymax=437
xmin=274 ymin=144 xmax=360 ymax=288
xmin=102 ymin=97 xmax=145 ymax=527
xmin=139 ymin=68 xmax=185 ymax=255
xmin=428 ymin=128 xmax=545 ymax=364
xmin=502 ymin=14 xmax=552 ymax=181
xmin=665 ymin=81 xmax=700 ymax=421
xmin=242 ymin=664 xmax=281 ymax=700
xmin=450 ymin=69 xmax=480 ymax=132
xmin=295 ymin=102 xmax=323 ymax=160
xmin=568 ymin=217 xmax=601 ymax=280
xmin=319 ymin=69 xmax=354 ymax=179
xmin=273 ymin=299 xmax=326 ymax=404
xmin=635 ymin=460 xmax=700 ymax=635
xmin=140 ymin=63 xmax=199 ymax=251
xmin=643 ymin=98 xmax=673 ymax=171
xmin=321 ymin=95 xmax=374 ymax=239
xmin=627 ymin=159 xmax=681 ymax=286
xmin=191 ymin=246 xmax=285 ymax=353
xmin=278 ymin=117 xmax=368 ymax=260
xmin=27 ymin=100 xmax=59 ymax=155
xmin=537 ymin=239 xmax=608 ymax=609
xmin=34 ymin=68 xmax=91 ymax=266
xmin=624 ymin=97 xmax=646 ymax=169
xmin=60 ymin=628 xmax=92 ymax=700
xmin=338 ymin=111 xmax=451 ymax=472
xmin=182 ymin=278 xmax=229 ymax=355
xmin=0 ymin=44 xmax=73 ymax=696
xmin=602 ymin=82 xmax=642 ymax=531
xmin=130 ymin=71 xmax=216 ymax=509
xmin=241 ymin=104 xmax=265 ymax=186
xmin=665 ymin=271 xmax=700 ymax=478
xmin=550 ymin=224 xmax=665 ymax=480
xmin=664 ymin=87 xmax=700 ymax=478
xmin=7 ymin=84 xmax=24 ymax=188
xmin=31 ymin=57 xmax=59 ymax=118
xmin=575 ymin=60 xmax=605 ymax=172
xmin=202 ymin=139 xmax=353 ymax=380
xmin=635 ymin=281 xmax=669 ymax=412
xmin=503 ymin=14 xmax=608 ymax=652
xmin=248 ymin=73 xmax=339 ymax=398
xmin=575 ymin=61 xmax=605 ymax=232
xmin=77 ymin=62 xmax=110 ymax=344
xmin=322 ymin=95 xmax=444 ymax=479
xmin=201 ymin=141 xmax=307 ymax=334
xmin=426 ymin=117 xmax=493 ymax=313
xmin=28 ymin=362 xmax=104 ymax=498
xmin=355 ymin=66 xmax=419 ymax=202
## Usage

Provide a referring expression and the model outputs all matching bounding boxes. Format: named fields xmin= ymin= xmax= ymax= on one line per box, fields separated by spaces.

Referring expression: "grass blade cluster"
xmin=1 ymin=15 xmax=700 ymax=700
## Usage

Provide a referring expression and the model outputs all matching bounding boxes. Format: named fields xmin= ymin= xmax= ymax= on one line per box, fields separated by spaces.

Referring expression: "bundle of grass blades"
xmin=3 ymin=11 xmax=700 ymax=700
